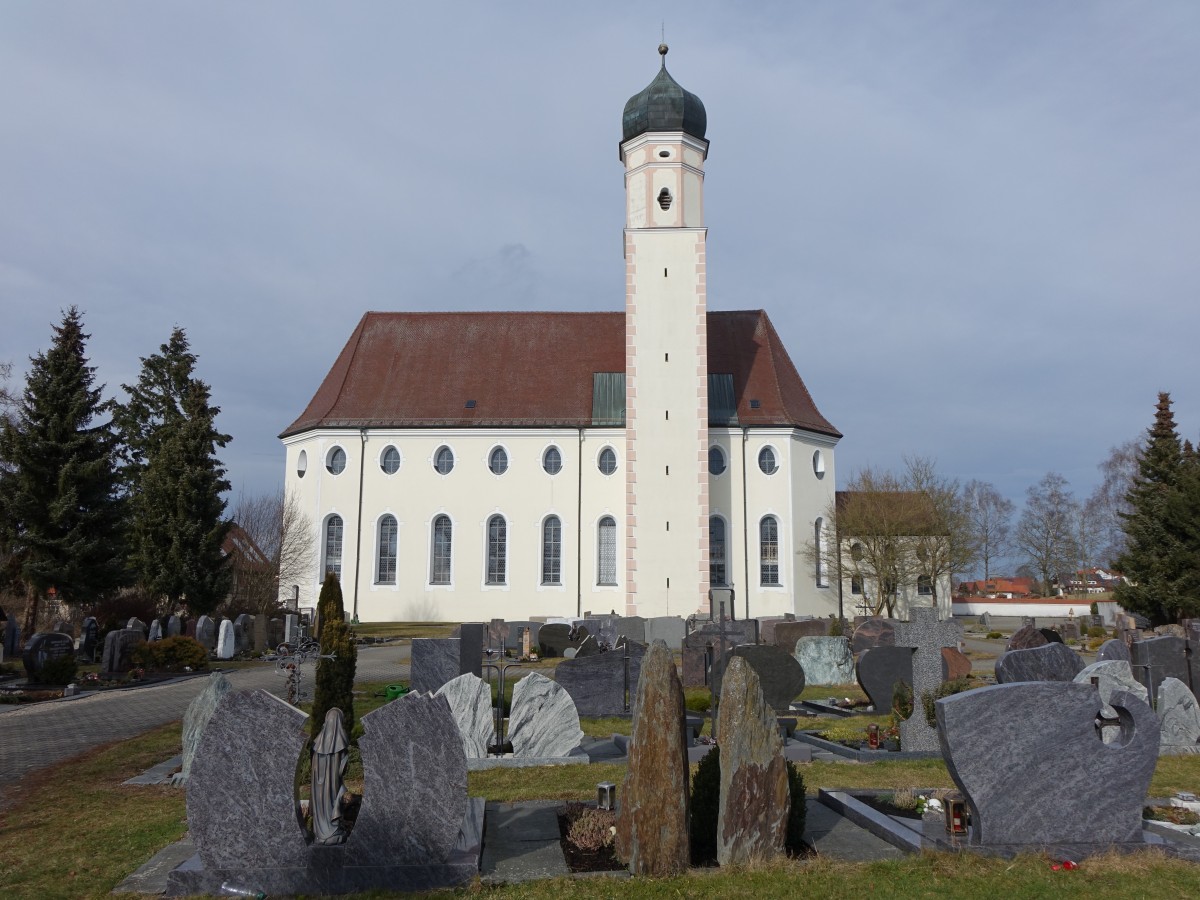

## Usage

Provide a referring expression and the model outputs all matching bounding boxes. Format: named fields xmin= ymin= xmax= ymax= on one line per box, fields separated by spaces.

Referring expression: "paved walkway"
xmin=0 ymin=643 xmax=410 ymax=811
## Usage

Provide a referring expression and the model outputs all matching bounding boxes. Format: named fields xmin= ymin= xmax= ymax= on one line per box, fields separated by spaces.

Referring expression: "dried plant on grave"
xmin=563 ymin=802 xmax=617 ymax=852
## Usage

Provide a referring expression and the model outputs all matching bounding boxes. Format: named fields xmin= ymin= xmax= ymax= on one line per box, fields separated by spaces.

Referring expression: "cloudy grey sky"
xmin=2 ymin=2 xmax=1197 ymax=518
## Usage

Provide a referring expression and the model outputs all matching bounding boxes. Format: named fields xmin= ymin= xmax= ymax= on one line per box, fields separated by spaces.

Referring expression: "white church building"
xmin=280 ymin=47 xmax=842 ymax=623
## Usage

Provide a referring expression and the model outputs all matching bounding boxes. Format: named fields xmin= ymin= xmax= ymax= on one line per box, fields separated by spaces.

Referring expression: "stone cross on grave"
xmin=895 ymin=607 xmax=963 ymax=752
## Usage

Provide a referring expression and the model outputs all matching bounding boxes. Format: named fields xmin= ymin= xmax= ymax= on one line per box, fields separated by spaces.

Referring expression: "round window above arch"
xmin=813 ymin=449 xmax=825 ymax=479
xmin=297 ymin=449 xmax=308 ymax=479
xmin=543 ymin=446 xmax=563 ymax=475
xmin=489 ymin=446 xmax=509 ymax=475
xmin=708 ymin=445 xmax=727 ymax=476
xmin=598 ymin=447 xmax=618 ymax=476
xmin=326 ymin=446 xmax=347 ymax=476
xmin=758 ymin=446 xmax=778 ymax=475
xmin=434 ymin=445 xmax=455 ymax=475
xmin=381 ymin=445 xmax=401 ymax=475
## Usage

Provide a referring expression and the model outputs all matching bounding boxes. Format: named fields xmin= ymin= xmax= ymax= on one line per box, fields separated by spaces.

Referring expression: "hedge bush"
xmin=34 ymin=655 xmax=78 ymax=685
xmin=129 ymin=636 xmax=208 ymax=672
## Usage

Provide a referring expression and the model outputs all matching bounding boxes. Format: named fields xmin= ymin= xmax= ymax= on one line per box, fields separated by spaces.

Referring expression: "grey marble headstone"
xmin=936 ymin=681 xmax=1159 ymax=846
xmin=434 ymin=673 xmax=494 ymax=758
xmin=148 ymin=619 xmax=163 ymax=643
xmin=1157 ymin=677 xmax=1200 ymax=750
xmin=1131 ymin=636 xmax=1190 ymax=703
xmin=216 ymin=620 xmax=235 ymax=660
xmin=21 ymin=632 xmax=75 ymax=680
xmin=187 ymin=689 xmax=310 ymax=868
xmin=50 ymin=619 xmax=73 ymax=637
xmin=284 ymin=613 xmax=299 ymax=645
xmin=712 ymin=644 xmax=806 ymax=714
xmin=411 ymin=638 xmax=461 ymax=694
xmin=195 ymin=615 xmax=217 ymax=651
xmin=1097 ymin=638 xmax=1131 ymax=663
xmin=80 ymin=617 xmax=99 ymax=662
xmin=793 ymin=635 xmax=855 ymax=686
xmin=506 ymin=672 xmax=583 ymax=758
xmin=127 ymin=617 xmax=148 ymax=637
xmin=644 ymin=616 xmax=686 ymax=649
xmin=995 ymin=642 xmax=1085 ymax=684
xmin=346 ymin=693 xmax=468 ymax=865
xmin=167 ymin=615 xmax=182 ymax=638
xmin=754 ymin=616 xmax=793 ymax=645
xmin=1074 ymin=659 xmax=1148 ymax=744
xmin=233 ymin=614 xmax=253 ymax=654
xmin=554 ymin=641 xmax=646 ymax=717
xmin=979 ymin=611 xmax=991 ymax=628
xmin=1006 ymin=624 xmax=1048 ymax=651
xmin=177 ymin=672 xmax=233 ymax=783
xmin=1059 ymin=621 xmax=1081 ymax=642
xmin=683 ymin=618 xmax=757 ymax=649
xmin=574 ymin=635 xmax=601 ymax=658
xmin=616 ymin=615 xmax=647 ymax=644
xmin=895 ymin=608 xmax=962 ymax=751
xmin=3 ymin=620 xmax=20 ymax=658
xmin=101 ymin=628 xmax=144 ymax=674
xmin=774 ymin=619 xmax=828 ymax=653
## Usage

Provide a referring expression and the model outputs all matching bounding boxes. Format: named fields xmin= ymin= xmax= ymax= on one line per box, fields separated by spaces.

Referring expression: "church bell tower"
xmin=620 ymin=45 xmax=710 ymax=617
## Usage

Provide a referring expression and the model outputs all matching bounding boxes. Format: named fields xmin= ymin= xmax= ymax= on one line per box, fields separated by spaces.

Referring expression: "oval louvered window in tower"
xmin=657 ymin=187 xmax=673 ymax=210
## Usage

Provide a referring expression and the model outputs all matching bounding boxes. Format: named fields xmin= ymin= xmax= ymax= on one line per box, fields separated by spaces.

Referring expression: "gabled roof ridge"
xmin=759 ymin=311 xmax=841 ymax=438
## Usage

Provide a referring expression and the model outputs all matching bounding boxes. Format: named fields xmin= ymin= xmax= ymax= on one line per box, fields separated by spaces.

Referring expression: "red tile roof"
xmin=281 ymin=310 xmax=840 ymax=438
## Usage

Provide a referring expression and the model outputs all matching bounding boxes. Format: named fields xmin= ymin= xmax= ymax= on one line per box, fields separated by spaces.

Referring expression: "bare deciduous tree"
xmin=962 ymin=479 xmax=1014 ymax=581
xmin=1085 ymin=438 xmax=1141 ymax=569
xmin=1015 ymin=472 xmax=1080 ymax=596
xmin=231 ymin=488 xmax=316 ymax=614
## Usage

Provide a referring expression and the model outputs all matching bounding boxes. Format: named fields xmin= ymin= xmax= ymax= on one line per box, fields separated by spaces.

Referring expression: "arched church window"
xmin=486 ymin=515 xmax=507 ymax=584
xmin=597 ymin=516 xmax=617 ymax=585
xmin=709 ymin=516 xmax=727 ymax=586
xmin=323 ymin=515 xmax=343 ymax=580
xmin=430 ymin=515 xmax=452 ymax=585
xmin=376 ymin=515 xmax=397 ymax=584
xmin=541 ymin=516 xmax=562 ymax=585
xmin=760 ymin=516 xmax=779 ymax=586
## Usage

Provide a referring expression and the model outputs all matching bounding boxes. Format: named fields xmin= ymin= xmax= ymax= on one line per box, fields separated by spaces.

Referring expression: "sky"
xmin=2 ymin=2 xmax=1197 ymax=519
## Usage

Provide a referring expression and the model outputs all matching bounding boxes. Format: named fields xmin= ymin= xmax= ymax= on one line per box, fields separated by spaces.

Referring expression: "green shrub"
xmin=828 ymin=615 xmax=845 ymax=637
xmin=1087 ymin=625 xmax=1107 ymax=638
xmin=130 ymin=636 xmax=208 ymax=672
xmin=921 ymin=677 xmax=974 ymax=727
xmin=1090 ymin=601 xmax=1100 ymax=616
xmin=34 ymin=655 xmax=78 ymax=685
xmin=986 ymin=631 xmax=1003 ymax=640
xmin=785 ymin=760 xmax=806 ymax=856
xmin=311 ymin=573 xmax=357 ymax=739
xmin=892 ymin=680 xmax=913 ymax=725
xmin=690 ymin=745 xmax=721 ymax=865
xmin=685 ymin=690 xmax=712 ymax=714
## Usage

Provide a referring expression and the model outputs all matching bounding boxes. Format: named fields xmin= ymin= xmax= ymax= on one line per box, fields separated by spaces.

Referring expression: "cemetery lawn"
xmin=351 ymin=621 xmax=456 ymax=640
xmin=7 ymin=724 xmax=1200 ymax=899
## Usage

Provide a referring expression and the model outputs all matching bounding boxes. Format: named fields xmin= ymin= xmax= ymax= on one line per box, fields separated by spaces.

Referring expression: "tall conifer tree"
xmin=1115 ymin=392 xmax=1186 ymax=623
xmin=0 ymin=308 xmax=126 ymax=633
xmin=115 ymin=328 xmax=232 ymax=615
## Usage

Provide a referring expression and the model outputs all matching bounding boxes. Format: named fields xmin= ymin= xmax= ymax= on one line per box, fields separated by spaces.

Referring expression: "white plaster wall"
xmin=282 ymin=428 xmax=625 ymax=622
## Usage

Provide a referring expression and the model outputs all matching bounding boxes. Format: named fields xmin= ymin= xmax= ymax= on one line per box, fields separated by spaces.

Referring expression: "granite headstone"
xmin=410 ymin=638 xmax=462 ymax=695
xmin=434 ymin=673 xmax=494 ymax=758
xmin=21 ymin=632 xmax=75 ymax=681
xmin=216 ymin=620 xmax=235 ymax=660
xmin=80 ymin=617 xmax=100 ymax=663
xmin=792 ymin=635 xmax=855 ymax=686
xmin=1006 ymin=624 xmax=1048 ymax=651
xmin=1097 ymin=638 xmax=1131 ymax=663
xmin=712 ymin=644 xmax=806 ymax=714
xmin=554 ymin=641 xmax=646 ymax=717
xmin=894 ymin=609 xmax=962 ymax=751
xmin=1073 ymin=660 xmax=1148 ymax=744
xmin=995 ymin=642 xmax=1085 ymax=684
xmin=101 ymin=628 xmax=144 ymax=675
xmin=195 ymin=616 xmax=217 ymax=652
xmin=1131 ymin=636 xmax=1191 ymax=704
xmin=644 ymin=616 xmax=686 ymax=649
xmin=176 ymin=672 xmax=233 ymax=784
xmin=506 ymin=672 xmax=584 ymax=758
xmin=849 ymin=617 xmax=898 ymax=655
xmin=1157 ymin=677 xmax=1200 ymax=751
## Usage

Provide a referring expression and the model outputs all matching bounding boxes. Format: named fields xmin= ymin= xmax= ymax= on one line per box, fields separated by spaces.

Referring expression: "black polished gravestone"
xmin=1131 ymin=635 xmax=1194 ymax=703
xmin=80 ymin=617 xmax=100 ymax=663
xmin=555 ymin=641 xmax=647 ymax=716
xmin=101 ymin=628 xmax=145 ymax=675
xmin=710 ymin=644 xmax=805 ymax=715
xmin=538 ymin=623 xmax=582 ymax=657
xmin=1038 ymin=628 xmax=1064 ymax=645
xmin=856 ymin=646 xmax=963 ymax=711
xmin=22 ymin=632 xmax=76 ymax=681
xmin=937 ymin=681 xmax=1158 ymax=850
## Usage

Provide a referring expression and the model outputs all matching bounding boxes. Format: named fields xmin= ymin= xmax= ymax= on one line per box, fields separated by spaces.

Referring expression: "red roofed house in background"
xmin=280 ymin=48 xmax=841 ymax=623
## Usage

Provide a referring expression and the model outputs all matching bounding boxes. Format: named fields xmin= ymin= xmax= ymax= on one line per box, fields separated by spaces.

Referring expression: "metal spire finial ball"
xmin=659 ymin=43 xmax=668 ymax=57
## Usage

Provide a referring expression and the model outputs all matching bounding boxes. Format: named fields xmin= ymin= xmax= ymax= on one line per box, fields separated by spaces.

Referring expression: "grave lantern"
xmin=867 ymin=723 xmax=880 ymax=750
xmin=945 ymin=797 xmax=968 ymax=835
xmin=597 ymin=781 xmax=616 ymax=811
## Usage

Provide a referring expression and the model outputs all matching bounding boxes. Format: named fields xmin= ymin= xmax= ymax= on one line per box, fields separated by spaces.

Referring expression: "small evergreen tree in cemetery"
xmin=113 ymin=327 xmax=232 ymax=616
xmin=311 ymin=572 xmax=357 ymax=737
xmin=1116 ymin=392 xmax=1200 ymax=623
xmin=0 ymin=308 xmax=126 ymax=634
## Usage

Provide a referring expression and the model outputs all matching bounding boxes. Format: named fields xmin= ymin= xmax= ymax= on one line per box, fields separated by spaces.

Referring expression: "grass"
xmin=579 ymin=716 xmax=633 ymax=738
xmin=350 ymin=621 xmax=457 ymax=640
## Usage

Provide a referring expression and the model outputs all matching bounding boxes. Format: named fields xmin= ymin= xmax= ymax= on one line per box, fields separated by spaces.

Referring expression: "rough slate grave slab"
xmin=187 ymin=689 xmax=310 ymax=869
xmin=554 ymin=641 xmax=646 ymax=717
xmin=616 ymin=615 xmax=647 ymax=644
xmin=346 ymin=692 xmax=468 ymax=866
xmin=936 ymin=681 xmax=1159 ymax=847
xmin=793 ymin=636 xmax=855 ymax=685
xmin=712 ymin=644 xmax=805 ymax=714
xmin=895 ymin=609 xmax=962 ymax=751
xmin=644 ymin=616 xmax=686 ymax=649
xmin=995 ymin=642 xmax=1085 ymax=684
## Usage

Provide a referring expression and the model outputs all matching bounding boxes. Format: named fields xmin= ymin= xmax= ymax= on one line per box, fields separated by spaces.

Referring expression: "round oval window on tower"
xmin=326 ymin=446 xmax=347 ymax=475
xmin=381 ymin=446 xmax=401 ymax=474
xmin=598 ymin=447 xmax=617 ymax=476
xmin=758 ymin=446 xmax=778 ymax=475
xmin=489 ymin=446 xmax=509 ymax=475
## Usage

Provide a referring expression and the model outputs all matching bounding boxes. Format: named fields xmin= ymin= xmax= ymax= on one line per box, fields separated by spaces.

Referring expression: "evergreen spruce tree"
xmin=311 ymin=572 xmax=357 ymax=738
xmin=0 ymin=308 xmax=126 ymax=633
xmin=1160 ymin=441 xmax=1200 ymax=617
xmin=115 ymin=328 xmax=232 ymax=615
xmin=1115 ymin=393 xmax=1186 ymax=623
